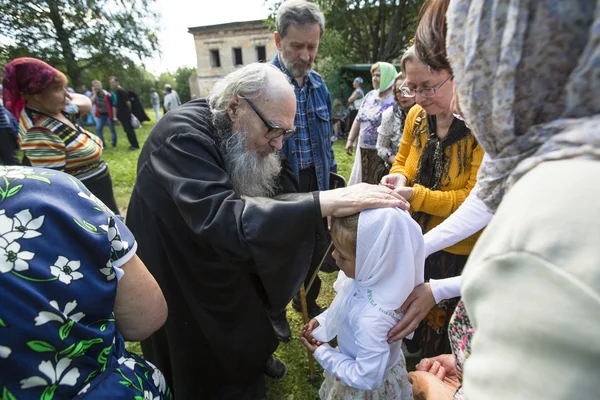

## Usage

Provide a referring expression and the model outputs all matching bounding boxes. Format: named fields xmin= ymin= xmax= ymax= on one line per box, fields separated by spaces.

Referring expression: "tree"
xmin=319 ymin=0 xmax=423 ymax=63
xmin=174 ymin=66 xmax=196 ymax=104
xmin=0 ymin=0 xmax=160 ymax=88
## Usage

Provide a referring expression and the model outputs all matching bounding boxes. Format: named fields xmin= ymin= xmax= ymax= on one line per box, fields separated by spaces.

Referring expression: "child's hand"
xmin=302 ymin=318 xmax=320 ymax=336
xmin=301 ymin=319 xmax=322 ymax=347
xmin=300 ymin=336 xmax=322 ymax=353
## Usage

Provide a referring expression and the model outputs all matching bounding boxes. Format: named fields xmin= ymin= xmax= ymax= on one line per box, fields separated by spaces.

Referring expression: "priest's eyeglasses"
xmin=400 ymin=75 xmax=453 ymax=98
xmin=241 ymin=97 xmax=296 ymax=140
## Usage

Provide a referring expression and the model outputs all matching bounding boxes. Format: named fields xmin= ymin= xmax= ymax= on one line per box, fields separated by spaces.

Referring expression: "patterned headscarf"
xmin=2 ymin=57 xmax=60 ymax=118
xmin=446 ymin=0 xmax=600 ymax=212
xmin=377 ymin=62 xmax=397 ymax=93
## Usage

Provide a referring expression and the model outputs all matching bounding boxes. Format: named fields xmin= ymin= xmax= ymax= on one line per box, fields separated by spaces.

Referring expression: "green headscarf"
xmin=377 ymin=62 xmax=397 ymax=94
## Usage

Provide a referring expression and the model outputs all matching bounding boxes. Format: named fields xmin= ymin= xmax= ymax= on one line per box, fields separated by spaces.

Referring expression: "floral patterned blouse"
xmin=448 ymin=300 xmax=474 ymax=399
xmin=356 ymin=90 xmax=395 ymax=149
xmin=0 ymin=166 xmax=171 ymax=400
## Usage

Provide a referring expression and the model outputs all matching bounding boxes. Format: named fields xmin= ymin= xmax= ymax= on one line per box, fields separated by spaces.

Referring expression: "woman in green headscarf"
xmin=346 ymin=61 xmax=397 ymax=184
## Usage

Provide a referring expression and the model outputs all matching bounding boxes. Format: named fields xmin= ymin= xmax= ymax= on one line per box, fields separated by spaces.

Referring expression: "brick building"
xmin=188 ymin=20 xmax=277 ymax=98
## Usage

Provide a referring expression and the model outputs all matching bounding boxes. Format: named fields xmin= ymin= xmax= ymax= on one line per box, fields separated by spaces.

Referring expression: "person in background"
xmin=91 ymin=79 xmax=118 ymax=148
xmin=345 ymin=76 xmax=365 ymax=134
xmin=346 ymin=62 xmax=396 ymax=184
xmin=380 ymin=44 xmax=484 ymax=358
xmin=163 ymin=86 xmax=181 ymax=113
xmin=3 ymin=57 xmax=120 ymax=214
xmin=150 ymin=88 xmax=161 ymax=122
xmin=109 ymin=76 xmax=139 ymax=151
xmin=0 ymin=164 xmax=170 ymax=399
xmin=271 ymin=0 xmax=338 ymax=341
xmin=128 ymin=87 xmax=150 ymax=124
xmin=82 ymin=84 xmax=95 ymax=126
xmin=376 ymin=71 xmax=416 ymax=170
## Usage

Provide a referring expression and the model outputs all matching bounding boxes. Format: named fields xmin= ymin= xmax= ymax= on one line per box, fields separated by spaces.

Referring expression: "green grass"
xmin=104 ymin=113 xmax=355 ymax=398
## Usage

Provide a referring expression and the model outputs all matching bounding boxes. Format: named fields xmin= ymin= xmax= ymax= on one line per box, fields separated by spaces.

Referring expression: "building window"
xmin=232 ymin=48 xmax=243 ymax=66
xmin=256 ymin=46 xmax=266 ymax=62
xmin=210 ymin=49 xmax=221 ymax=68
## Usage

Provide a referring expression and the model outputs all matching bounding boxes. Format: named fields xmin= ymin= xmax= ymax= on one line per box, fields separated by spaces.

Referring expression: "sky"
xmin=146 ymin=0 xmax=274 ymax=75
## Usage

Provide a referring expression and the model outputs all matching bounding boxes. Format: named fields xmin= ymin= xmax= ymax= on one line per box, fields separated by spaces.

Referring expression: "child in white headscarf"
xmin=300 ymin=207 xmax=425 ymax=399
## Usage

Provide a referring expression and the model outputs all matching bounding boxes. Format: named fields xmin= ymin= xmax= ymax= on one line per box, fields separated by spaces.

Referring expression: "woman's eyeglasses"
xmin=400 ymin=75 xmax=453 ymax=98
xmin=241 ymin=97 xmax=296 ymax=140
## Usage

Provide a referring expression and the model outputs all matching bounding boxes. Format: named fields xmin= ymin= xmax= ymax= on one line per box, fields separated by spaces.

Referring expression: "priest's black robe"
xmin=126 ymin=99 xmax=321 ymax=399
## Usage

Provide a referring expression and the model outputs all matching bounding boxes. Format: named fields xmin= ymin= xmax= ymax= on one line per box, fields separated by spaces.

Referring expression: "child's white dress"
xmin=312 ymin=208 xmax=425 ymax=400
xmin=314 ymin=289 xmax=413 ymax=399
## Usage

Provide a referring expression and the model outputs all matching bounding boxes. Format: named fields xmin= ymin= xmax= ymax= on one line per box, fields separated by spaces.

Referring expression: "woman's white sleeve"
xmin=423 ymin=154 xmax=493 ymax=256
xmin=429 ymin=276 xmax=462 ymax=303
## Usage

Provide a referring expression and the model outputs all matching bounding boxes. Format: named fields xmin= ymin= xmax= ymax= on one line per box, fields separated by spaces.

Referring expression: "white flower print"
xmin=35 ymin=300 xmax=85 ymax=326
xmin=117 ymin=356 xmax=136 ymax=371
xmin=0 ymin=209 xmax=44 ymax=247
xmin=108 ymin=223 xmax=128 ymax=252
xmin=100 ymin=261 xmax=115 ymax=281
xmin=0 ymin=240 xmax=34 ymax=274
xmin=49 ymin=256 xmax=83 ymax=284
xmin=144 ymin=391 xmax=160 ymax=400
xmin=0 ymin=211 xmax=25 ymax=244
xmin=20 ymin=358 xmax=80 ymax=390
xmin=100 ymin=221 xmax=129 ymax=253
xmin=77 ymin=383 xmax=91 ymax=395
xmin=11 ymin=209 xmax=44 ymax=239
xmin=152 ymin=366 xmax=168 ymax=394
xmin=0 ymin=345 xmax=11 ymax=359
xmin=0 ymin=166 xmax=36 ymax=180
xmin=78 ymin=191 xmax=114 ymax=215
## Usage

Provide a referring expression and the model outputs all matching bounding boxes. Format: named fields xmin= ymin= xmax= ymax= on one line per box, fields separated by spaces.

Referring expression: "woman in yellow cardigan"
xmin=381 ymin=45 xmax=484 ymax=358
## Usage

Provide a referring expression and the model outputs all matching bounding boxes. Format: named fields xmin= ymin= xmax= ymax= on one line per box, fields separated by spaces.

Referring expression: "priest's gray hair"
xmin=209 ymin=63 xmax=276 ymax=124
xmin=276 ymin=0 xmax=325 ymax=38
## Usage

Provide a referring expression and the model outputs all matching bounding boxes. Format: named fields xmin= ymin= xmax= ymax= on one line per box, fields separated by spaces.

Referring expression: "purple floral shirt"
xmin=356 ymin=90 xmax=395 ymax=149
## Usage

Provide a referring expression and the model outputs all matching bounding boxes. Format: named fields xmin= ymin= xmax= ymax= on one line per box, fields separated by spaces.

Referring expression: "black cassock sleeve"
xmin=145 ymin=131 xmax=319 ymax=310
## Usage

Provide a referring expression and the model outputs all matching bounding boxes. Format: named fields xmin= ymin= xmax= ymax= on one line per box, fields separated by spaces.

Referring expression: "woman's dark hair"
xmin=414 ymin=0 xmax=452 ymax=73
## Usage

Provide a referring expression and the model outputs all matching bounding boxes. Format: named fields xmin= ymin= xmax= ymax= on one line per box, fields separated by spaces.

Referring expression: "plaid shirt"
xmin=291 ymin=80 xmax=313 ymax=169
xmin=273 ymin=54 xmax=337 ymax=191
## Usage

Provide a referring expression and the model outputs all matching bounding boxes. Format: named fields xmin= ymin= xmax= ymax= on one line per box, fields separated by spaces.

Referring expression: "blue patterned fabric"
xmin=0 ymin=166 xmax=171 ymax=399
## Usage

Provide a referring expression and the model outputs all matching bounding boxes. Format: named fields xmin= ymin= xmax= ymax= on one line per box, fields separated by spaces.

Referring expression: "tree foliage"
xmin=0 ymin=0 xmax=160 ymax=88
xmin=319 ymin=0 xmax=422 ymax=63
xmin=173 ymin=66 xmax=196 ymax=104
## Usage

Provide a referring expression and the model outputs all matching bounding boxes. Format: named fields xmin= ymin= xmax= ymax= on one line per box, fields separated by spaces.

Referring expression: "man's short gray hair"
xmin=208 ymin=63 xmax=273 ymax=123
xmin=276 ymin=0 xmax=325 ymax=38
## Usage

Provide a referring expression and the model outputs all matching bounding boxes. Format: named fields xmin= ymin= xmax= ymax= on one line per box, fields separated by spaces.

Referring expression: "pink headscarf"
xmin=2 ymin=57 xmax=60 ymax=119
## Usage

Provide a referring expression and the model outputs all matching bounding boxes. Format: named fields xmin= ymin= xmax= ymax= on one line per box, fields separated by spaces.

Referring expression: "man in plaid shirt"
xmin=272 ymin=0 xmax=337 ymax=342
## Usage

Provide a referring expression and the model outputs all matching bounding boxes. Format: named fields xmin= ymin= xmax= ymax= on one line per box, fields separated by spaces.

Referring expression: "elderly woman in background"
xmin=2 ymin=58 xmax=119 ymax=214
xmin=346 ymin=62 xmax=397 ymax=184
xmin=345 ymin=76 xmax=365 ymax=133
xmin=0 ymin=165 xmax=170 ymax=398
xmin=405 ymin=0 xmax=600 ymax=399
xmin=380 ymin=43 xmax=484 ymax=358
xmin=376 ymin=72 xmax=416 ymax=170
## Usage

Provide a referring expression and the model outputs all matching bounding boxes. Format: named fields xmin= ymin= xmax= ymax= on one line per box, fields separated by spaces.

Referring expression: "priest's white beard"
xmin=216 ymin=117 xmax=281 ymax=198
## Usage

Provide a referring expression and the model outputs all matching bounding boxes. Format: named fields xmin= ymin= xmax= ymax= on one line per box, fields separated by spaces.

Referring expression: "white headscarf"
xmin=313 ymin=207 xmax=425 ymax=343
xmin=446 ymin=0 xmax=600 ymax=212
